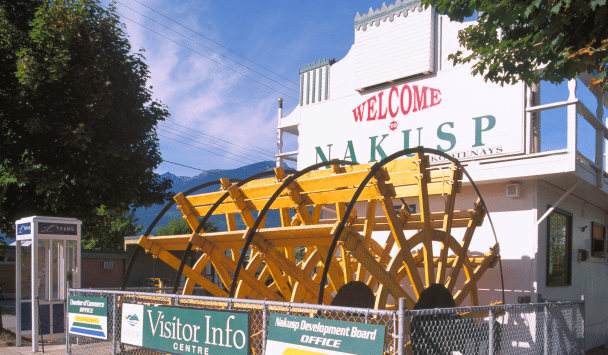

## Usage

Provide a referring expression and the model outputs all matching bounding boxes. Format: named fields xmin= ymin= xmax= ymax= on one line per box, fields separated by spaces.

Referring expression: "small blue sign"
xmin=17 ymin=223 xmax=32 ymax=236
xmin=39 ymin=223 xmax=77 ymax=235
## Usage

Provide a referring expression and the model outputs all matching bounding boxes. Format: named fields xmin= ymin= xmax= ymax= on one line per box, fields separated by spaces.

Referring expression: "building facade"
xmin=276 ymin=1 xmax=608 ymax=350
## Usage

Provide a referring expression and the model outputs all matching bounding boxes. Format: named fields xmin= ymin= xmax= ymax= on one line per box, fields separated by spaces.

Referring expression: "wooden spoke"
xmin=436 ymin=163 xmax=459 ymax=284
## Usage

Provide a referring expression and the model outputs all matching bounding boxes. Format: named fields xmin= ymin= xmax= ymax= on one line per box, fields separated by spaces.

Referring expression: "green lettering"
xmin=343 ymin=140 xmax=358 ymax=163
xmin=403 ymin=128 xmax=423 ymax=157
xmin=472 ymin=115 xmax=496 ymax=147
xmin=436 ymin=122 xmax=456 ymax=152
xmin=369 ymin=134 xmax=389 ymax=162
xmin=315 ymin=144 xmax=332 ymax=168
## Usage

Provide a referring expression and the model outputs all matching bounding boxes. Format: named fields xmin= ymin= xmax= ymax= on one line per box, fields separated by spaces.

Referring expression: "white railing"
xmin=525 ymin=79 xmax=607 ymax=188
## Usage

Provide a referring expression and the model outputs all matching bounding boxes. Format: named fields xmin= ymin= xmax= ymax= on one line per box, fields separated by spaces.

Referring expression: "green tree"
xmin=424 ymin=0 xmax=608 ymax=91
xmin=155 ymin=217 xmax=218 ymax=236
xmin=0 ymin=0 xmax=172 ymax=243
xmin=82 ymin=205 xmax=143 ymax=250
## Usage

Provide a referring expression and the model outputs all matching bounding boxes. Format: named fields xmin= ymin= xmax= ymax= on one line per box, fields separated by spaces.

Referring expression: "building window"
xmin=546 ymin=208 xmax=572 ymax=286
xmin=591 ymin=222 xmax=606 ymax=257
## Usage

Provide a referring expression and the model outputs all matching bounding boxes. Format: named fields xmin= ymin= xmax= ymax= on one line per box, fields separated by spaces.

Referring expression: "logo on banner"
xmin=125 ymin=313 xmax=140 ymax=327
xmin=121 ymin=303 xmax=144 ymax=347
xmin=17 ymin=223 xmax=31 ymax=236
xmin=39 ymin=222 xmax=77 ymax=235
xmin=70 ymin=316 xmax=105 ymax=338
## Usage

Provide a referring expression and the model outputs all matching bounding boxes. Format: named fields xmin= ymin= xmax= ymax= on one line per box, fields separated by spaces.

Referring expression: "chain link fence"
xmin=66 ymin=288 xmax=584 ymax=355
xmin=403 ymin=301 xmax=584 ymax=355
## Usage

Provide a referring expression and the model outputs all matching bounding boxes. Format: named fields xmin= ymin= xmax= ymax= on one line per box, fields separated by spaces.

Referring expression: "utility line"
xmin=162 ymin=160 xmax=239 ymax=180
xmin=163 ymin=117 xmax=277 ymax=156
xmin=115 ymin=1 xmax=298 ymax=94
xmin=158 ymin=125 xmax=274 ymax=162
xmin=115 ymin=13 xmax=299 ymax=101
xmin=158 ymin=133 xmax=255 ymax=165
xmin=123 ymin=0 xmax=300 ymax=87
xmin=158 ymin=123 xmax=275 ymax=161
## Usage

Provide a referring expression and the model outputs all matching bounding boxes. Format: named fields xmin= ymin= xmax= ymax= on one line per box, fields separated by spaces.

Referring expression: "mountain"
xmin=133 ymin=161 xmax=294 ymax=235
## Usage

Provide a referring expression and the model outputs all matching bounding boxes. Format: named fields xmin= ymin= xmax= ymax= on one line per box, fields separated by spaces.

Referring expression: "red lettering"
xmin=413 ymin=86 xmax=428 ymax=112
xmin=400 ymin=85 xmax=412 ymax=115
xmin=351 ymin=84 xmax=440 ymax=121
xmin=377 ymin=92 xmax=387 ymax=120
xmin=367 ymin=96 xmax=377 ymax=121
xmin=430 ymin=88 xmax=442 ymax=107
xmin=352 ymin=102 xmax=366 ymax=122
xmin=388 ymin=86 xmax=399 ymax=118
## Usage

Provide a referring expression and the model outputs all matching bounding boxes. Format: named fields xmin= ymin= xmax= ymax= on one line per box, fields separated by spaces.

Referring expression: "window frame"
xmin=591 ymin=222 xmax=606 ymax=258
xmin=546 ymin=207 xmax=573 ymax=287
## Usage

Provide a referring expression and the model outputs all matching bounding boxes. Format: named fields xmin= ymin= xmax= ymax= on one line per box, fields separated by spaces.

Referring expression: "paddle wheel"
xmin=125 ymin=149 xmax=499 ymax=309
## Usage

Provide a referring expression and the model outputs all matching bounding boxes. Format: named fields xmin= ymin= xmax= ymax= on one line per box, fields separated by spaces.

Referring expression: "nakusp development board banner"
xmin=121 ymin=303 xmax=249 ymax=355
xmin=67 ymin=296 xmax=108 ymax=339
xmin=267 ymin=313 xmax=386 ymax=355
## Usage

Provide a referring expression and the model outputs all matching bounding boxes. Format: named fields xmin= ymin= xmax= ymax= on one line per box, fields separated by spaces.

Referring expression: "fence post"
xmin=112 ymin=293 xmax=117 ymax=355
xmin=581 ymin=295 xmax=585 ymax=351
xmin=543 ymin=305 xmax=549 ymax=355
xmin=398 ymin=297 xmax=406 ymax=355
xmin=65 ymin=285 xmax=71 ymax=355
xmin=488 ymin=309 xmax=495 ymax=355
xmin=262 ymin=301 xmax=268 ymax=355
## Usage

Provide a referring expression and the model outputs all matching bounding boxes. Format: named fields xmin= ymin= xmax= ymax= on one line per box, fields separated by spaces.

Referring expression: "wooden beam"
xmin=446 ymin=199 xmax=485 ymax=292
xmin=315 ymin=246 xmax=346 ymax=294
xmin=338 ymin=226 xmax=415 ymax=309
xmin=339 ymin=244 xmax=352 ymax=284
xmin=373 ymin=167 xmax=424 ymax=298
xmin=174 ymin=193 xmax=201 ymax=232
xmin=453 ymin=245 xmax=499 ymax=305
xmin=357 ymin=200 xmax=377 ymax=282
xmin=436 ymin=163 xmax=459 ymax=284
xmin=183 ymin=254 xmax=211 ymax=295
xmin=226 ymin=185 xmax=256 ymax=227
xmin=189 ymin=233 xmax=282 ymax=301
xmin=248 ymin=233 xmax=333 ymax=304
xmin=414 ymin=152 xmax=435 ymax=287
xmin=138 ymin=235 xmax=226 ymax=297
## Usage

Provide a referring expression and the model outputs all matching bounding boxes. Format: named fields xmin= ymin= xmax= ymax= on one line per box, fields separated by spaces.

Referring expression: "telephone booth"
xmin=15 ymin=216 xmax=81 ymax=351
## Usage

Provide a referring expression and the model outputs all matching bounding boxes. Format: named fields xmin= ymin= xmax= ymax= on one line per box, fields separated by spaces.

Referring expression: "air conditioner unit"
xmin=506 ymin=183 xmax=522 ymax=198
xmin=101 ymin=260 xmax=114 ymax=269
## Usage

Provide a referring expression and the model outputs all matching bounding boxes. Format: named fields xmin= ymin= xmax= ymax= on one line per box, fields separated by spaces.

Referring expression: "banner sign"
xmin=297 ymin=67 xmax=525 ymax=168
xmin=121 ymin=303 xmax=249 ymax=355
xmin=266 ymin=313 xmax=386 ymax=355
xmin=68 ymin=296 xmax=108 ymax=339
xmin=38 ymin=222 xmax=78 ymax=235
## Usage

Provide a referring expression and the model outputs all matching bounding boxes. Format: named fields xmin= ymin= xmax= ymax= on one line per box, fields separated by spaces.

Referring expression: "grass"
xmin=0 ymin=306 xmax=15 ymax=315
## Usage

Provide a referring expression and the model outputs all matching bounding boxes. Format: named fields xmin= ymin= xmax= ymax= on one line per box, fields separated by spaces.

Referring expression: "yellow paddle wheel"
xmin=126 ymin=150 xmax=499 ymax=310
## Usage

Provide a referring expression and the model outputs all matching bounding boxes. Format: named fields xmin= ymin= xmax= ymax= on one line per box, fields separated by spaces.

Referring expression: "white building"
xmin=276 ymin=1 xmax=608 ymax=350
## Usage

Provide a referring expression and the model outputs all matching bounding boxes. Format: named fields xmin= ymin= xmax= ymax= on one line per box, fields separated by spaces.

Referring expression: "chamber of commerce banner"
xmin=267 ymin=313 xmax=386 ymax=355
xmin=121 ymin=303 xmax=249 ymax=355
xmin=67 ymin=296 xmax=108 ymax=339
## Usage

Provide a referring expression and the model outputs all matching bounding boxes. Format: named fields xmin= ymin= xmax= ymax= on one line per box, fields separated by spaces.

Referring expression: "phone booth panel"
xmin=15 ymin=216 xmax=81 ymax=352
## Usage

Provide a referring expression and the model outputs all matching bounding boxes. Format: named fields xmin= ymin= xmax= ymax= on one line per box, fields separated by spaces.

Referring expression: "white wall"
xmin=536 ymin=180 xmax=608 ymax=349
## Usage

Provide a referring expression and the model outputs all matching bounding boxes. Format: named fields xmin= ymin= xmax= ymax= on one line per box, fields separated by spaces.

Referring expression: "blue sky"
xmin=100 ymin=0 xmax=605 ymax=177
xmin=98 ymin=0 xmax=387 ymax=176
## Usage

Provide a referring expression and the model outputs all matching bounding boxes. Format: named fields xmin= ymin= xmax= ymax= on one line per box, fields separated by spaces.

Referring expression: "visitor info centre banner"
xmin=267 ymin=313 xmax=386 ymax=355
xmin=121 ymin=303 xmax=249 ymax=355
